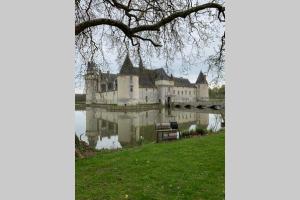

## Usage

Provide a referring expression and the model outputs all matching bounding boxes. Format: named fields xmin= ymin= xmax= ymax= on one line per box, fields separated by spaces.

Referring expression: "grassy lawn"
xmin=76 ymin=132 xmax=224 ymax=200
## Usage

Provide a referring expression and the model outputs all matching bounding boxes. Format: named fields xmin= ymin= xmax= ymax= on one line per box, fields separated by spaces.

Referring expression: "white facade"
xmin=117 ymin=75 xmax=139 ymax=105
xmin=87 ymin=81 xmax=208 ymax=105
xmin=139 ymin=88 xmax=158 ymax=104
xmin=84 ymin=57 xmax=209 ymax=106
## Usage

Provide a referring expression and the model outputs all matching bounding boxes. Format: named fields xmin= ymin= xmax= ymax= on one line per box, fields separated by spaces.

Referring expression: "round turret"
xmin=154 ymin=68 xmax=174 ymax=105
xmin=195 ymin=71 xmax=209 ymax=101
xmin=85 ymin=61 xmax=99 ymax=104
xmin=117 ymin=54 xmax=139 ymax=105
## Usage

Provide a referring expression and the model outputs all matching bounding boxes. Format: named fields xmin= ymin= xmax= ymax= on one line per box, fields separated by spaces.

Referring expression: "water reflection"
xmin=75 ymin=107 xmax=224 ymax=150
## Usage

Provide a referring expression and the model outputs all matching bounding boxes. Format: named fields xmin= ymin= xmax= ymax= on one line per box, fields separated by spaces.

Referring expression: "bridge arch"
xmin=196 ymin=105 xmax=205 ymax=109
xmin=174 ymin=104 xmax=181 ymax=108
xmin=184 ymin=104 xmax=192 ymax=109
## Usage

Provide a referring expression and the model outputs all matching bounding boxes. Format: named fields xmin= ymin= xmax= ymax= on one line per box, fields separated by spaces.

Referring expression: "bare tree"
xmin=75 ymin=0 xmax=225 ymax=86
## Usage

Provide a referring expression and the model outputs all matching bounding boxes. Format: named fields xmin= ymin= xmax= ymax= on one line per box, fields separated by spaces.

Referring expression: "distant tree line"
xmin=209 ymin=85 xmax=225 ymax=99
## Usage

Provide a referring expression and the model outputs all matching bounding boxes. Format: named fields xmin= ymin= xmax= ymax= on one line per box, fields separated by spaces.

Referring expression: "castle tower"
xmin=154 ymin=68 xmax=174 ymax=106
xmin=195 ymin=71 xmax=209 ymax=101
xmin=117 ymin=53 xmax=139 ymax=105
xmin=85 ymin=61 xmax=99 ymax=104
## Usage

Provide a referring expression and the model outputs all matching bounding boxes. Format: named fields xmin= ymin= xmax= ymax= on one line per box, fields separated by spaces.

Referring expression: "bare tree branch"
xmin=75 ymin=0 xmax=226 ymax=86
xmin=75 ymin=2 xmax=225 ymax=37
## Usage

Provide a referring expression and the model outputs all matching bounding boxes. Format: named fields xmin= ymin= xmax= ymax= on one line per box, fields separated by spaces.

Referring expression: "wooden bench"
xmin=155 ymin=122 xmax=179 ymax=142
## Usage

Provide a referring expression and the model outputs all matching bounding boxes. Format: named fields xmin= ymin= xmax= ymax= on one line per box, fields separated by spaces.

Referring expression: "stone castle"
xmin=85 ymin=54 xmax=209 ymax=106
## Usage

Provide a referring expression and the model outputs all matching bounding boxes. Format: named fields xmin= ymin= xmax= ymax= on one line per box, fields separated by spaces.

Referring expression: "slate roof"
xmin=173 ymin=77 xmax=195 ymax=87
xmin=87 ymin=61 xmax=97 ymax=72
xmin=153 ymin=68 xmax=170 ymax=80
xmin=93 ymin=55 xmax=198 ymax=89
xmin=119 ymin=53 xmax=136 ymax=75
xmin=101 ymin=72 xmax=117 ymax=82
xmin=136 ymin=68 xmax=195 ymax=88
xmin=196 ymin=71 xmax=208 ymax=84
xmin=138 ymin=58 xmax=144 ymax=69
xmin=138 ymin=68 xmax=156 ymax=88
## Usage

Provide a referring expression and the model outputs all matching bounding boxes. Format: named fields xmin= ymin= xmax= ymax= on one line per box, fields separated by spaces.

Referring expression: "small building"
xmin=85 ymin=54 xmax=209 ymax=105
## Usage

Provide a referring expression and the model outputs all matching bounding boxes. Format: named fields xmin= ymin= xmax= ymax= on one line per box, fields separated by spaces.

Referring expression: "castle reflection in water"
xmin=75 ymin=107 xmax=224 ymax=150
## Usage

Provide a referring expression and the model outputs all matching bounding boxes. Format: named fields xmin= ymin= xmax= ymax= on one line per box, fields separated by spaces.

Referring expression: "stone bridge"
xmin=172 ymin=100 xmax=225 ymax=110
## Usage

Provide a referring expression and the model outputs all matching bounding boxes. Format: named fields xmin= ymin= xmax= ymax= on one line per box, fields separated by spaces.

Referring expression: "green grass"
xmin=76 ymin=132 xmax=225 ymax=200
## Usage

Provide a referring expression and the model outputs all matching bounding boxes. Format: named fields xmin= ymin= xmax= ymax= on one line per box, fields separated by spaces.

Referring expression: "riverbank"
xmin=76 ymin=131 xmax=224 ymax=200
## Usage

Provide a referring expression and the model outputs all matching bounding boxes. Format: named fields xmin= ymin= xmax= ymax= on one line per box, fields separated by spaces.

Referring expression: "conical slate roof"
xmin=196 ymin=71 xmax=208 ymax=84
xmin=87 ymin=61 xmax=96 ymax=72
xmin=154 ymin=68 xmax=170 ymax=80
xmin=119 ymin=53 xmax=136 ymax=75
xmin=138 ymin=57 xmax=144 ymax=69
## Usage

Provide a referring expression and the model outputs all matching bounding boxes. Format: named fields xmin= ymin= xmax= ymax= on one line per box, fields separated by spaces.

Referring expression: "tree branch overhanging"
xmin=75 ymin=2 xmax=225 ymax=47
xmin=75 ymin=0 xmax=226 ymax=85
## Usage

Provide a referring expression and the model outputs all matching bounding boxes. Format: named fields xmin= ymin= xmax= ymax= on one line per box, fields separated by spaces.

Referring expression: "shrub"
xmin=181 ymin=130 xmax=190 ymax=138
xmin=196 ymin=126 xmax=208 ymax=135
xmin=190 ymin=130 xmax=197 ymax=136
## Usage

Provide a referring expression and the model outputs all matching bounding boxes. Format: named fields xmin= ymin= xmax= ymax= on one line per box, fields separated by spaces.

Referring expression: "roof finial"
xmin=125 ymin=51 xmax=130 ymax=60
xmin=196 ymin=70 xmax=208 ymax=84
xmin=139 ymin=56 xmax=144 ymax=69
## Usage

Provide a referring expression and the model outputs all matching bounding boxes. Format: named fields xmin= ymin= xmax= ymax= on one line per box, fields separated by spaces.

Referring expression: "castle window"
xmin=185 ymin=90 xmax=187 ymax=95
xmin=178 ymin=91 xmax=179 ymax=95
xmin=189 ymin=91 xmax=191 ymax=95
xmin=130 ymin=76 xmax=133 ymax=83
xmin=181 ymin=91 xmax=183 ymax=95
xmin=145 ymin=96 xmax=148 ymax=103
xmin=130 ymin=85 xmax=133 ymax=92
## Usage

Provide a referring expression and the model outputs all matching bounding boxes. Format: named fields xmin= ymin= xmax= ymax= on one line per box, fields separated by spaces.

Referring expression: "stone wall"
xmin=117 ymin=75 xmax=139 ymax=105
xmin=85 ymin=74 xmax=98 ymax=104
xmin=172 ymin=87 xmax=197 ymax=103
xmin=96 ymin=91 xmax=118 ymax=104
xmin=197 ymin=84 xmax=209 ymax=101
xmin=138 ymin=88 xmax=159 ymax=104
